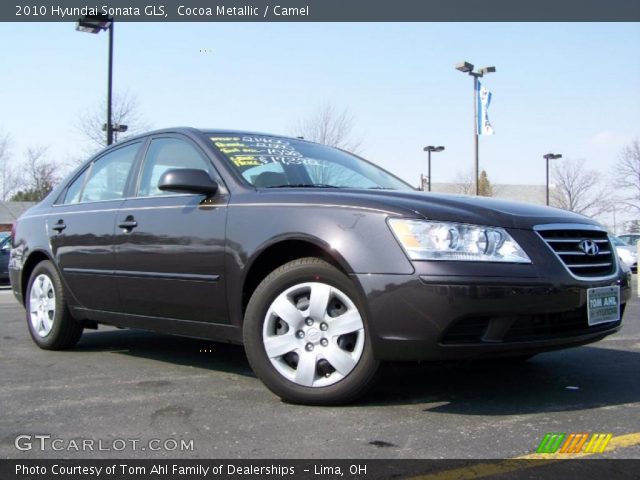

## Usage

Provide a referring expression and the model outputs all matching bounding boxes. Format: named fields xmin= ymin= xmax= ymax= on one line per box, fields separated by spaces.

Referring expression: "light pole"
xmin=543 ymin=153 xmax=562 ymax=206
xmin=105 ymin=123 xmax=128 ymax=143
xmin=423 ymin=146 xmax=445 ymax=192
xmin=455 ymin=61 xmax=496 ymax=196
xmin=76 ymin=15 xmax=115 ymax=146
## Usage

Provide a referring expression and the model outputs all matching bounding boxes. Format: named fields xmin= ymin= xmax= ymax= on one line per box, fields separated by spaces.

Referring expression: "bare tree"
xmin=614 ymin=139 xmax=640 ymax=213
xmin=625 ymin=219 xmax=640 ymax=233
xmin=0 ymin=132 xmax=22 ymax=201
xmin=551 ymin=158 xmax=611 ymax=217
xmin=294 ymin=104 xmax=363 ymax=153
xmin=453 ymin=170 xmax=474 ymax=195
xmin=450 ymin=170 xmax=494 ymax=196
xmin=77 ymin=91 xmax=150 ymax=150
xmin=10 ymin=147 xmax=61 ymax=202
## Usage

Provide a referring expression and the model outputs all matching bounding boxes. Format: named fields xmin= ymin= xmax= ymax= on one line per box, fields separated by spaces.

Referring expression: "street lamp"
xmin=76 ymin=14 xmax=114 ymax=146
xmin=543 ymin=153 xmax=562 ymax=206
xmin=423 ymin=146 xmax=445 ymax=192
xmin=455 ymin=61 xmax=496 ymax=195
xmin=103 ymin=123 xmax=128 ymax=143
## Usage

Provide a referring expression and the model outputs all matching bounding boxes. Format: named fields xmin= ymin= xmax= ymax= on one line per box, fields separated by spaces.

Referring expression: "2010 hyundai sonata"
xmin=9 ymin=128 xmax=632 ymax=404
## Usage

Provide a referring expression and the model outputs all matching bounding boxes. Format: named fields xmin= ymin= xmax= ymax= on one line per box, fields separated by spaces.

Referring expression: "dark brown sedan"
xmin=9 ymin=128 xmax=632 ymax=404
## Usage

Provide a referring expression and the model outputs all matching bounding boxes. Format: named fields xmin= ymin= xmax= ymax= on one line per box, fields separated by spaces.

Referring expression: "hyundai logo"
xmin=578 ymin=239 xmax=599 ymax=256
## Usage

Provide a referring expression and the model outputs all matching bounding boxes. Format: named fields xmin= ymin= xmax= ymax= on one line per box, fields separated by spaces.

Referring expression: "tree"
xmin=625 ymin=219 xmax=640 ymax=233
xmin=77 ymin=91 xmax=150 ymax=150
xmin=293 ymin=103 xmax=362 ymax=153
xmin=10 ymin=147 xmax=60 ymax=202
xmin=614 ymin=139 xmax=640 ymax=213
xmin=453 ymin=170 xmax=474 ymax=195
xmin=0 ymin=132 xmax=22 ymax=201
xmin=453 ymin=170 xmax=493 ymax=196
xmin=550 ymin=158 xmax=611 ymax=217
xmin=478 ymin=170 xmax=493 ymax=197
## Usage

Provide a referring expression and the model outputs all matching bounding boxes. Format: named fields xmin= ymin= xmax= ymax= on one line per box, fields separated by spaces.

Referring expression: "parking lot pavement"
xmin=0 ymin=280 xmax=638 ymax=460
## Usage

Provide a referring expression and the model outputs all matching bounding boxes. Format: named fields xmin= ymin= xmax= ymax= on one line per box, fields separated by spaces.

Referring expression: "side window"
xmin=81 ymin=143 xmax=140 ymax=202
xmin=62 ymin=169 xmax=88 ymax=204
xmin=138 ymin=138 xmax=214 ymax=197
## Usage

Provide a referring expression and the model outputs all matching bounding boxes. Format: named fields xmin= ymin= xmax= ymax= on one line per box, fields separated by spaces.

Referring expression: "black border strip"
xmin=2 ymin=459 xmax=640 ymax=480
xmin=5 ymin=0 xmax=640 ymax=22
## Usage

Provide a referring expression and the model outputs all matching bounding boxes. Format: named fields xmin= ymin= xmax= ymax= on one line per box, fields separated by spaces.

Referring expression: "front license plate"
xmin=587 ymin=286 xmax=620 ymax=326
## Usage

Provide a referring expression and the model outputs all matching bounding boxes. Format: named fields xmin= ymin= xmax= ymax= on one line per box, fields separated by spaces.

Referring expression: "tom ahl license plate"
xmin=587 ymin=286 xmax=620 ymax=326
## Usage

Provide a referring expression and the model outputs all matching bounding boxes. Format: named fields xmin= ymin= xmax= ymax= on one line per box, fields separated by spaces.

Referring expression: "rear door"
xmin=114 ymin=135 xmax=229 ymax=323
xmin=49 ymin=141 xmax=142 ymax=311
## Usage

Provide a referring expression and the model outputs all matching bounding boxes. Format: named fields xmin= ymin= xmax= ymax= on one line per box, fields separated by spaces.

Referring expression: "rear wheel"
xmin=243 ymin=258 xmax=379 ymax=405
xmin=26 ymin=260 xmax=83 ymax=350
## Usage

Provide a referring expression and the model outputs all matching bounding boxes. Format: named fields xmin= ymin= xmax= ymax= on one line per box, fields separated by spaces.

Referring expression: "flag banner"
xmin=477 ymin=80 xmax=495 ymax=135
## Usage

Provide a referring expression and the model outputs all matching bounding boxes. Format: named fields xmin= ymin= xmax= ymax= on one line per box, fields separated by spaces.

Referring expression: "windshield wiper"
xmin=266 ymin=184 xmax=340 ymax=188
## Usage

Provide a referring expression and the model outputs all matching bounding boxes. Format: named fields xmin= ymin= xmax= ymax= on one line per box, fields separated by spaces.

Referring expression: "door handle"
xmin=52 ymin=220 xmax=66 ymax=232
xmin=118 ymin=217 xmax=138 ymax=231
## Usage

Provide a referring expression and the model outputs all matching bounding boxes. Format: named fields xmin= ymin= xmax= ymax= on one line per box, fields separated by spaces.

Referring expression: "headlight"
xmin=388 ymin=219 xmax=531 ymax=263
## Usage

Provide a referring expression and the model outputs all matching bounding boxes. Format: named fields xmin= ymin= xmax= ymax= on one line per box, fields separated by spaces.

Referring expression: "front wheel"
xmin=25 ymin=260 xmax=83 ymax=350
xmin=243 ymin=258 xmax=379 ymax=405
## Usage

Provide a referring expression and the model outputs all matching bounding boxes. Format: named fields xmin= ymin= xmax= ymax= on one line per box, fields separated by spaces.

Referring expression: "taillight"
xmin=10 ymin=223 xmax=15 ymax=245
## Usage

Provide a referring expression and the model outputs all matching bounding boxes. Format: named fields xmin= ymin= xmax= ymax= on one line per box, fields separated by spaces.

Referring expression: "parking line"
xmin=407 ymin=433 xmax=640 ymax=480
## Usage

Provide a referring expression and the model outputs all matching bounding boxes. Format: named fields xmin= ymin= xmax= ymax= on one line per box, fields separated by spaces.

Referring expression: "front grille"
xmin=441 ymin=304 xmax=624 ymax=345
xmin=503 ymin=309 xmax=621 ymax=342
xmin=537 ymin=228 xmax=616 ymax=278
xmin=441 ymin=317 xmax=490 ymax=344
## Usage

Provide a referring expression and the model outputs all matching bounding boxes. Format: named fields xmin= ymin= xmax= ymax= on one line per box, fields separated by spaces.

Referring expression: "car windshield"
xmin=209 ymin=134 xmax=413 ymax=190
xmin=612 ymin=236 xmax=626 ymax=246
xmin=621 ymin=235 xmax=640 ymax=245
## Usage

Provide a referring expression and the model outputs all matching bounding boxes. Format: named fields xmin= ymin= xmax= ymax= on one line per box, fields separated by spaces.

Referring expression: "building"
xmin=0 ymin=202 xmax=36 ymax=232
xmin=427 ymin=181 xmax=549 ymax=205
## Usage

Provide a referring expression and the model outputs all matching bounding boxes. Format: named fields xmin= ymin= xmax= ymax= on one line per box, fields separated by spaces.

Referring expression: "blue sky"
xmin=2 ymin=22 xmax=639 ymax=189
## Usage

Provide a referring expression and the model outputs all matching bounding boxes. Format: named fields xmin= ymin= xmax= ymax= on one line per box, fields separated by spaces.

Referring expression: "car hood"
xmin=615 ymin=245 xmax=636 ymax=254
xmin=256 ymin=189 xmax=600 ymax=230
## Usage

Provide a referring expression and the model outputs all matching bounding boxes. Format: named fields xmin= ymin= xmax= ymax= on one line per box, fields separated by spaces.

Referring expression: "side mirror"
xmin=158 ymin=168 xmax=218 ymax=196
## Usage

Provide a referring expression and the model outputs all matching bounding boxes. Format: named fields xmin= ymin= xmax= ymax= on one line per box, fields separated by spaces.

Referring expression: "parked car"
xmin=612 ymin=236 xmax=637 ymax=273
xmin=618 ymin=233 xmax=640 ymax=247
xmin=9 ymin=128 xmax=632 ymax=404
xmin=0 ymin=232 xmax=11 ymax=283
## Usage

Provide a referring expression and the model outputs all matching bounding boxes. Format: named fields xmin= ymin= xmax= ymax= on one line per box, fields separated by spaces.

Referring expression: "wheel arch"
xmin=20 ymin=250 xmax=56 ymax=306
xmin=240 ymin=236 xmax=355 ymax=319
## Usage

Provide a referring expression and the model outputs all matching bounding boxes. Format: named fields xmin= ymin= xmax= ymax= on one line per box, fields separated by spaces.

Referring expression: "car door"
xmin=48 ymin=141 xmax=142 ymax=311
xmin=114 ymin=135 xmax=229 ymax=323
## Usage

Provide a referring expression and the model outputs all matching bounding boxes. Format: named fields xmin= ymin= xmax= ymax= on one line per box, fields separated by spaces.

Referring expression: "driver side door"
xmin=113 ymin=135 xmax=229 ymax=324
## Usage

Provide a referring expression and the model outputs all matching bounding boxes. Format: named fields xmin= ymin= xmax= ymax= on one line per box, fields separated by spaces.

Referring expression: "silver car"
xmin=618 ymin=233 xmax=640 ymax=247
xmin=612 ymin=236 xmax=638 ymax=273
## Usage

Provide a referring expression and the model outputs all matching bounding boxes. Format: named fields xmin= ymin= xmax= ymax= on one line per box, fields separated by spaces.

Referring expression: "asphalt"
xmin=0 ymin=278 xmax=638 ymax=460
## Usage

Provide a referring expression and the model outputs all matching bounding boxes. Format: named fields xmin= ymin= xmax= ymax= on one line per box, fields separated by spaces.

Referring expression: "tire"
xmin=243 ymin=257 xmax=379 ymax=405
xmin=25 ymin=260 xmax=83 ymax=350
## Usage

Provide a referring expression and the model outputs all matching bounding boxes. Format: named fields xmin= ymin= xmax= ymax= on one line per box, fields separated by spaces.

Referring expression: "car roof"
xmin=121 ymin=127 xmax=316 ymax=145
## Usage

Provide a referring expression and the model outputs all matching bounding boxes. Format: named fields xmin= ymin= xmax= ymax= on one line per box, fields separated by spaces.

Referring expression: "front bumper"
xmin=355 ymin=266 xmax=631 ymax=361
